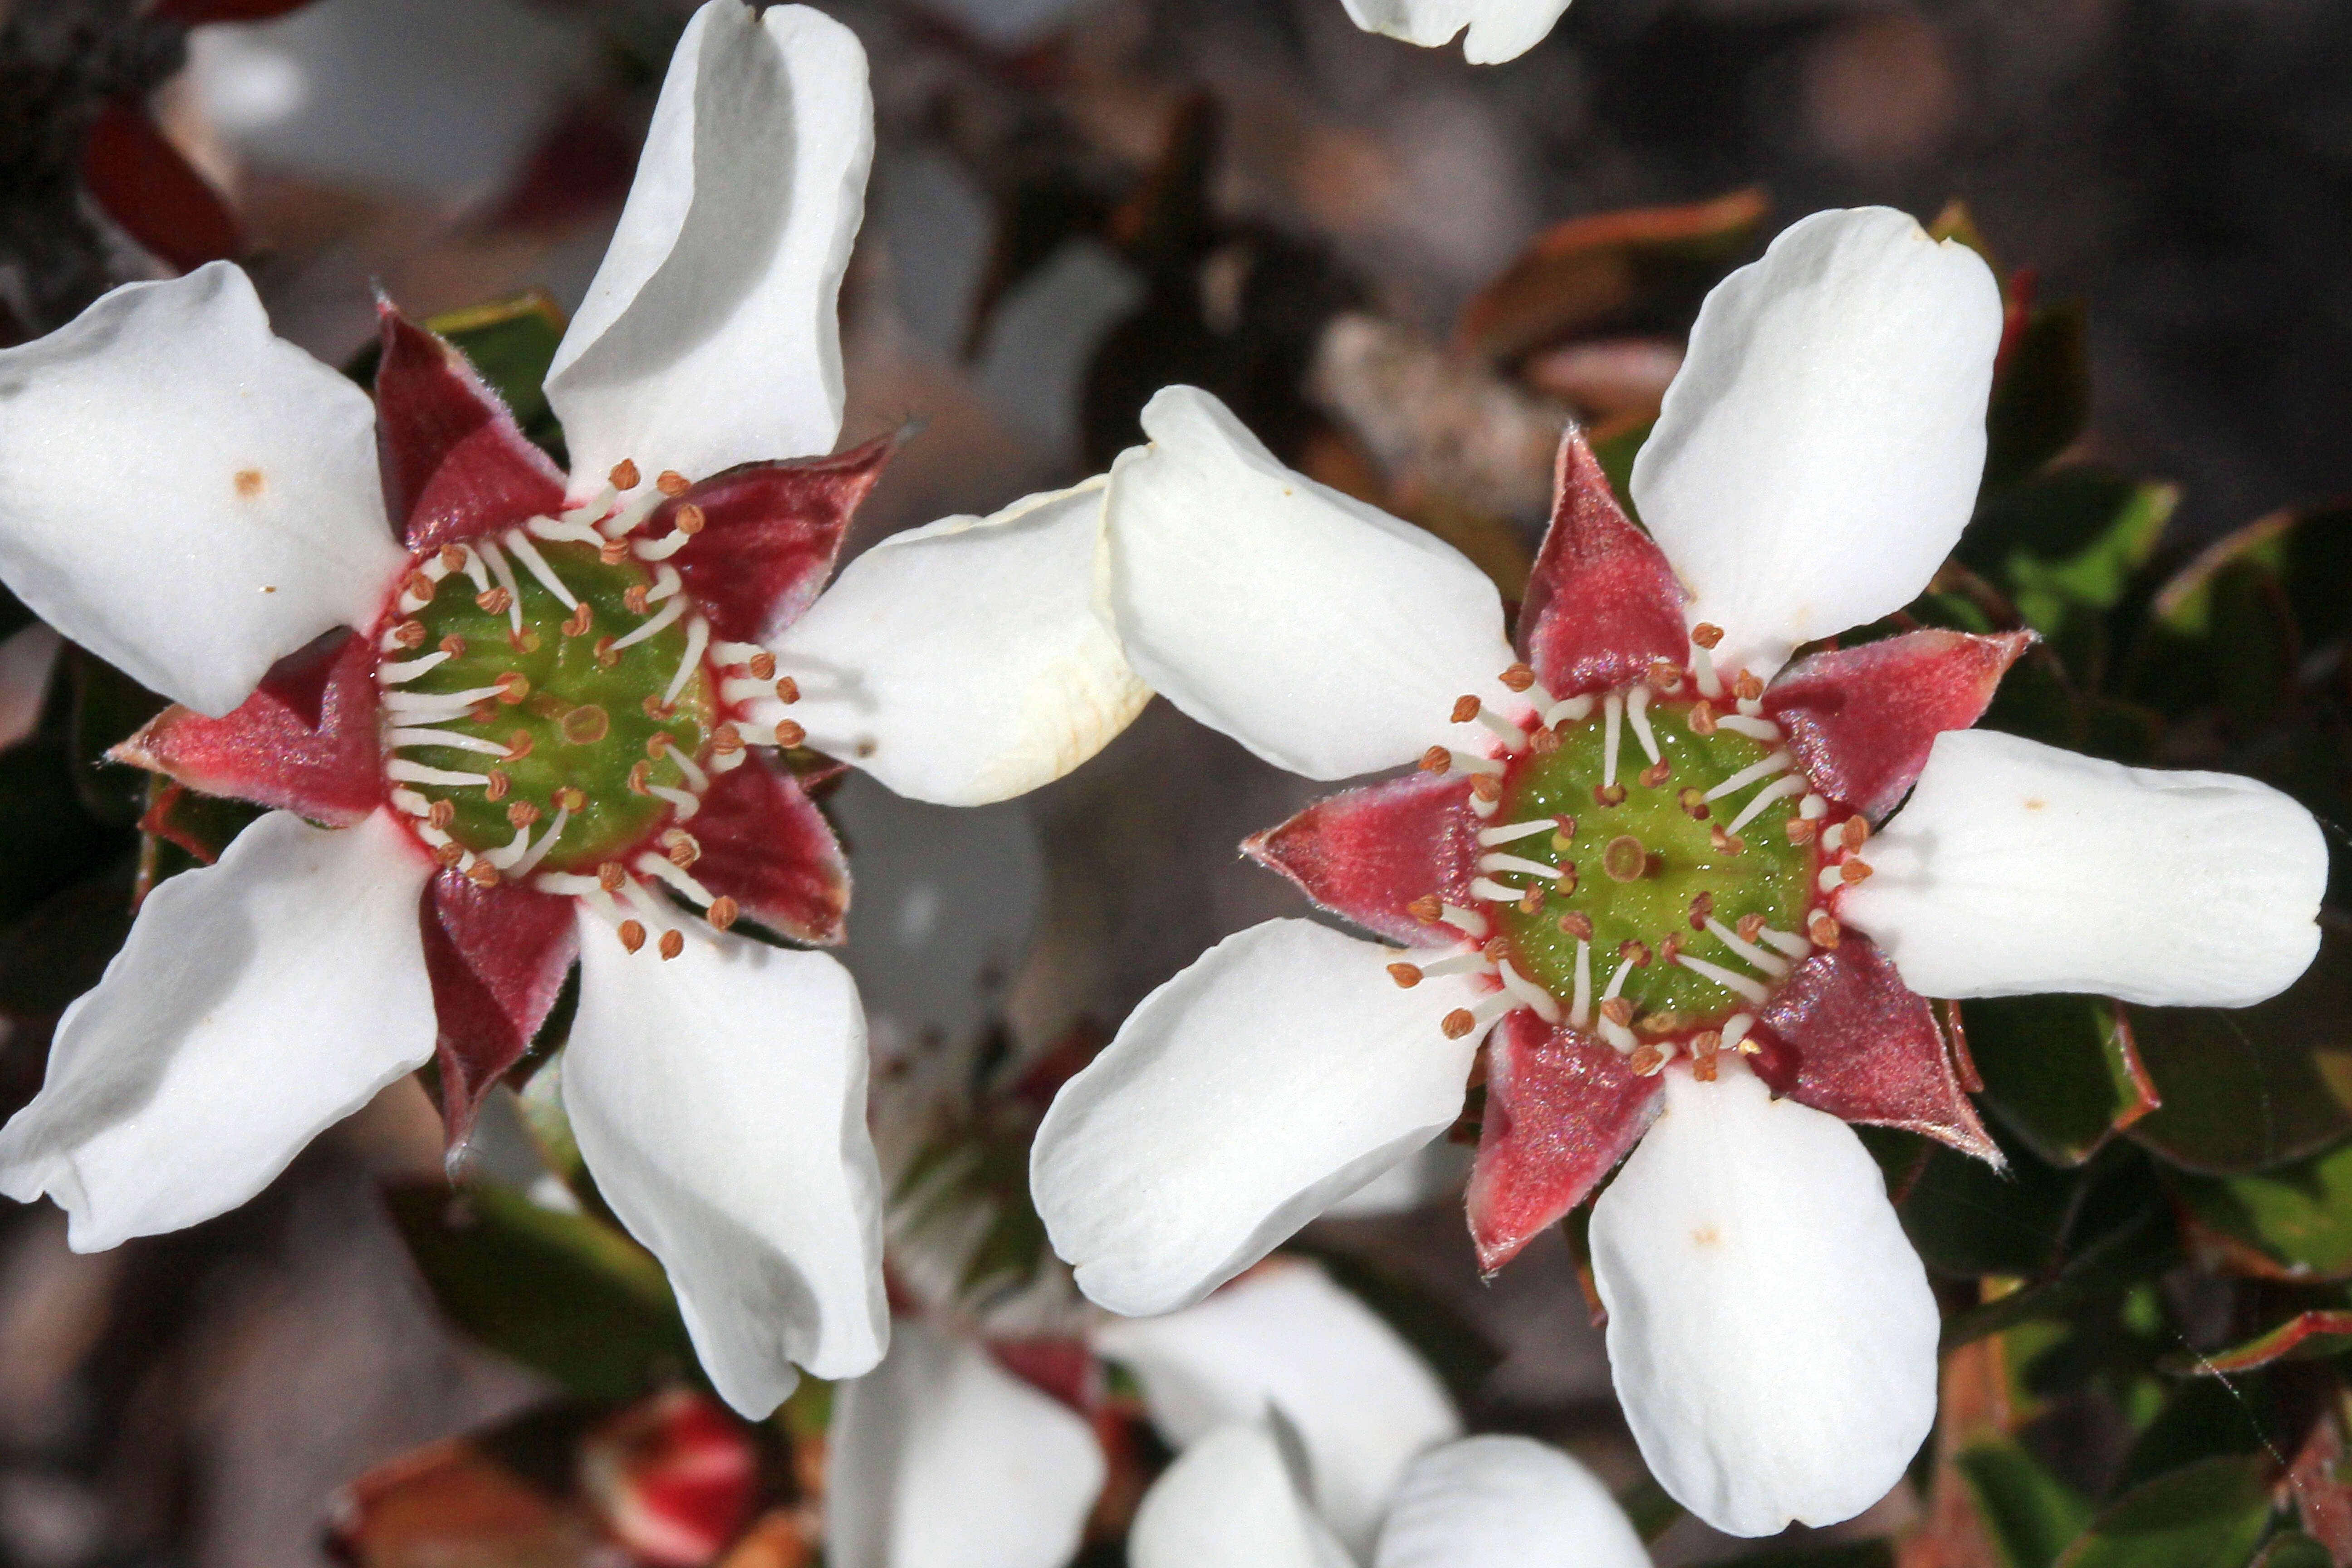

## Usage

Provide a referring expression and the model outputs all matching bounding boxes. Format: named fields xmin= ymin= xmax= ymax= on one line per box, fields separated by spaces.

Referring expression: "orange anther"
xmin=475 ymin=586 xmax=512 ymax=614
xmin=485 ymin=769 xmax=511 ymax=801
xmin=1601 ymin=997 xmax=1635 ymax=1027
xmin=658 ymin=929 xmax=684 ymax=960
xmin=774 ymin=720 xmax=807 ymax=748
xmin=656 ymin=470 xmax=690 ymax=496
xmin=610 ymin=459 xmax=642 ymax=490
xmin=1387 ymin=963 xmax=1423 ymax=988
xmin=598 ymin=862 xmax=626 ymax=892
xmin=774 ymin=676 xmax=799 ymax=704
xmin=1499 ymin=664 xmax=1536 ymax=693
xmin=506 ymin=800 xmax=541 ymax=828
xmin=426 ymin=799 xmax=455 ymax=830
xmin=1451 ymin=696 xmax=1482 ymax=724
xmin=562 ymin=601 xmax=593 ymax=638
xmin=1419 ymin=746 xmax=1451 ymax=774
xmin=1557 ymin=911 xmax=1594 ymax=941
xmin=706 ymin=896 xmax=740 ymax=932
xmin=617 ymin=919 xmax=647 ymax=953
xmin=1407 ymin=895 xmax=1442 ymax=925
xmin=1691 ymin=623 xmax=1725 ymax=650
xmin=748 ymin=651 xmax=777 ymax=680
xmin=1441 ymin=1009 xmax=1476 ymax=1040
xmin=675 ymin=503 xmax=706 ymax=535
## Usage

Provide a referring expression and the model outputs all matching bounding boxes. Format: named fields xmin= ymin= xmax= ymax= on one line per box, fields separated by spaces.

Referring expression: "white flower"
xmin=0 ymin=0 xmax=1144 ymax=1421
xmin=1338 ymin=0 xmax=1573 ymax=64
xmin=1029 ymin=206 xmax=2327 ymax=1534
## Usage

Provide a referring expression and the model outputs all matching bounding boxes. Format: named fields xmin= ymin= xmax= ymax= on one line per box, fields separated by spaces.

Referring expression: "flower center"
xmin=1398 ymin=642 xmax=1873 ymax=1078
xmin=381 ymin=535 xmax=715 ymax=875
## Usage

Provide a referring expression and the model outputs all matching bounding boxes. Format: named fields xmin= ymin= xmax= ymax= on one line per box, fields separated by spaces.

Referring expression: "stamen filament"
xmin=1690 ymin=637 xmax=1723 ymax=699
xmin=1470 ymin=877 xmax=1519 ymax=903
xmin=1675 ymin=952 xmax=1772 ymax=1004
xmin=377 ymin=651 xmax=452 ymax=685
xmin=503 ymin=530 xmax=579 ymax=610
xmin=646 ymin=564 xmax=684 ymax=603
xmin=664 ymin=617 xmax=710 ymax=706
xmin=387 ymin=760 xmax=491 ymax=787
xmin=1724 ymin=773 xmax=1807 ymax=834
xmin=1544 ymin=694 xmax=1595 ymax=728
xmin=474 ymin=537 xmax=526 ymax=637
xmin=506 ymin=806 xmax=571 ymax=878
xmin=1478 ymin=853 xmax=1561 ymax=881
xmin=1569 ymin=938 xmax=1592 ymax=1027
xmin=1495 ymin=959 xmax=1562 ymax=1024
xmin=609 ymin=596 xmax=686 ymax=652
xmin=1602 ymin=693 xmax=1624 ymax=787
xmin=1714 ymin=714 xmax=1783 ymax=742
xmin=1477 ymin=819 xmax=1557 ymax=847
xmin=1438 ymin=902 xmax=1489 ymax=937
xmin=636 ymin=852 xmax=718 ymax=906
xmin=526 ymin=515 xmax=606 ymax=545
xmin=1722 ymin=1013 xmax=1758 ymax=1053
xmin=1626 ymin=686 xmax=1661 ymax=764
xmin=1757 ymin=925 xmax=1813 ymax=960
xmin=1704 ymin=916 xmax=1791 ymax=977
xmin=647 ymin=784 xmax=701 ymax=820
xmin=1701 ymin=750 xmax=1793 ymax=803
xmin=387 ymin=727 xmax=510 ymax=757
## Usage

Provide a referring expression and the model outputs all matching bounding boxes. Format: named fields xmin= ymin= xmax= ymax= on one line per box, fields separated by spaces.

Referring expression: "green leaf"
xmin=2249 ymin=1531 xmax=2334 ymax=1568
xmin=2166 ymin=1139 xmax=2352 ymax=1281
xmin=2055 ymin=1455 xmax=2274 ymax=1568
xmin=1983 ymin=302 xmax=2092 ymax=491
xmin=1962 ymin=470 xmax=2174 ymax=663
xmin=1965 ymin=995 xmax=2161 ymax=1168
xmin=1960 ymin=1437 xmax=2097 ymax=1568
xmin=2158 ymin=1311 xmax=2352 ymax=1377
xmin=1888 ymin=1132 xmax=2079 ymax=1279
xmin=2129 ymin=511 xmax=2308 ymax=726
xmin=66 ymin=650 xmax=165 ymax=828
xmin=2112 ymin=1381 xmax=2286 ymax=1498
xmin=384 ymin=1179 xmax=696 ymax=1402
xmin=2126 ymin=911 xmax=2352 ymax=1175
xmin=1710 ymin=1544 xmax=1895 ymax=1568
xmin=1940 ymin=1152 xmax=2180 ymax=1348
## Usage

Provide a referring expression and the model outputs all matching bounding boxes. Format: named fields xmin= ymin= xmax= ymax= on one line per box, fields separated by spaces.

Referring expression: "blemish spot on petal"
xmin=234 ymin=467 xmax=265 ymax=499
xmin=1691 ymin=1223 xmax=1722 ymax=1247
xmin=2024 ymin=796 xmax=2046 ymax=810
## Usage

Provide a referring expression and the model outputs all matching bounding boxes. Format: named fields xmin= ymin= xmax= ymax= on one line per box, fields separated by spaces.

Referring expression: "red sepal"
xmin=582 ymin=1389 xmax=758 ymax=1568
xmin=1466 ymin=1010 xmax=1663 ymax=1273
xmin=663 ymin=434 xmax=897 ymax=644
xmin=1751 ymin=937 xmax=1999 ymax=1163
xmin=1515 ymin=427 xmax=1688 ymax=697
xmin=690 ymin=752 xmax=851 ymax=945
xmin=1763 ymin=629 xmax=2031 ymax=821
xmin=1244 ymin=771 xmax=1480 ymax=946
xmin=80 ymin=100 xmax=240 ymax=273
xmin=419 ymin=871 xmax=578 ymax=1152
xmin=113 ymin=628 xmax=383 ymax=824
xmin=374 ymin=306 xmax=570 ymax=552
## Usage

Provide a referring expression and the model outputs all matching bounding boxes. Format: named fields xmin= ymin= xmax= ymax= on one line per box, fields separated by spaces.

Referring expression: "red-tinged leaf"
xmin=326 ymin=1431 xmax=587 ymax=1566
xmin=375 ymin=306 xmax=570 ymax=553
xmin=1754 ymin=937 xmax=1999 ymax=1162
xmin=1764 ymin=629 xmax=2032 ymax=821
xmin=690 ymin=752 xmax=849 ymax=945
xmin=1466 ymin=1009 xmax=1662 ymax=1273
xmin=421 ymin=872 xmax=579 ymax=1152
xmin=1243 ymin=771 xmax=1480 ymax=946
xmin=664 ymin=436 xmax=898 ymax=645
xmin=988 ymin=1336 xmax=1102 ymax=1413
xmin=1515 ymin=428 xmax=1687 ymax=698
xmin=2160 ymin=1311 xmax=2352 ymax=1377
xmin=2290 ymin=1411 xmax=2352 ymax=1566
xmin=78 ymin=100 xmax=240 ymax=273
xmin=112 ymin=628 xmax=382 ymax=824
xmin=583 ymin=1389 xmax=760 ymax=1568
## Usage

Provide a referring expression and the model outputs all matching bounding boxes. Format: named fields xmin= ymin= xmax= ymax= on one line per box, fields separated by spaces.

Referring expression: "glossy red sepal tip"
xmin=1515 ymin=426 xmax=1689 ymax=699
xmin=372 ymin=303 xmax=570 ymax=554
xmin=1244 ymin=771 xmax=1482 ymax=947
xmin=419 ymin=871 xmax=580 ymax=1156
xmin=664 ymin=432 xmax=900 ymax=646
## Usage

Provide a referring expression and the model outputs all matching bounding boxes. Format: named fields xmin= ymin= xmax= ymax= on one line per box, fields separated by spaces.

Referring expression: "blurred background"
xmin=2 ymin=0 xmax=2350 ymax=1562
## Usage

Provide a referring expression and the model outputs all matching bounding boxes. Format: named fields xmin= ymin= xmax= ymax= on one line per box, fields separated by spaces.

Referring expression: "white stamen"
xmin=1470 ymin=877 xmax=1519 ymax=903
xmin=1477 ymin=819 xmax=1557 ymax=847
xmin=1569 ymin=938 xmax=1592 ymax=1029
xmin=711 ymin=640 xmax=766 ymax=667
xmin=420 ymin=553 xmax=454 ymax=583
xmin=707 ymin=747 xmax=747 ymax=773
xmin=1544 ymin=694 xmax=1595 ymax=728
xmin=633 ymin=525 xmax=696 ymax=561
xmin=482 ymin=824 xmax=534 ymax=869
xmin=387 ymin=727 xmax=510 ymax=757
xmin=599 ymin=490 xmax=664 ymax=539
xmin=453 ymin=544 xmax=490 ymax=593
xmin=377 ymin=651 xmax=452 ymax=685
xmin=387 ymin=759 xmax=490 ymax=787
xmin=1420 ymin=948 xmax=1496 ymax=978
xmin=637 ymin=851 xmax=718 ymax=905
xmin=1676 ymin=952 xmax=1772 ymax=1004
xmin=1602 ymin=955 xmax=1636 ymax=1004
xmin=1602 ymin=693 xmax=1625 ymax=787
xmin=564 ymin=483 xmax=617 ymax=524
xmin=1627 ymin=685 xmax=1661 ymax=764
xmin=1598 ymin=1015 xmax=1637 ymax=1053
xmin=1444 ymin=751 xmax=1505 ymax=777
xmin=475 ymin=537 xmax=525 ymax=636
xmin=666 ymin=747 xmax=707 ymax=793
xmin=383 ymin=684 xmax=506 ymax=714
xmin=646 ymin=564 xmax=684 ymax=603
xmin=610 ymin=596 xmax=687 ymax=652
xmin=535 ymin=872 xmax=603 ymax=896
xmin=617 ymin=876 xmax=681 ymax=938
xmin=1690 ymin=637 xmax=1722 ymax=699
xmin=1458 ymin=990 xmax=1516 ymax=1034
xmin=1714 ymin=714 xmax=1782 ymax=742
xmin=1438 ymin=902 xmax=1489 ymax=937
xmin=526 ymin=514 xmax=606 ymax=545
xmin=1519 ymin=675 xmax=1558 ymax=709
xmin=1479 ymin=853 xmax=1562 ymax=881
xmin=664 ymin=617 xmax=710 ymax=706
xmin=1704 ymin=916 xmax=1791 ymax=977
xmin=1758 ymin=925 xmax=1812 ymax=960
xmin=1722 ymin=1013 xmax=1758 ymax=1053
xmin=1737 ymin=694 xmax=1764 ymax=717
xmin=503 ymin=529 xmax=579 ymax=610
xmin=1469 ymin=794 xmax=1499 ymax=820
xmin=507 ymin=806 xmax=570 ymax=878
xmin=1475 ymin=706 xmax=1529 ymax=752
xmin=1725 ymin=773 xmax=1807 ymax=834
xmin=647 ymin=784 xmax=701 ymax=820
xmin=390 ymin=788 xmax=432 ymax=817
xmin=1701 ymin=750 xmax=1793 ymax=803
xmin=721 ymin=679 xmax=778 ymax=702
xmin=1495 ymin=959 xmax=1562 ymax=1024
xmin=1799 ymin=793 xmax=1828 ymax=820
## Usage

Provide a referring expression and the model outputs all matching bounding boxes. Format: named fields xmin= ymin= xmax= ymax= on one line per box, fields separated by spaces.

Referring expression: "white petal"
xmin=0 ymin=810 xmax=434 ymax=1250
xmin=1374 ymin=1436 xmax=1650 ymax=1568
xmin=1590 ymin=1064 xmax=1937 ymax=1538
xmin=1031 ymin=918 xmax=1483 ymax=1317
xmin=831 ymin=770 xmax=1043 ymax=1067
xmin=0 ymin=622 xmax=61 ymax=750
xmin=772 ymin=479 xmax=1148 ymax=806
xmin=1629 ymin=208 xmax=2003 ymax=679
xmin=1095 ymin=1259 xmax=1459 ymax=1557
xmin=1128 ymin=1422 xmax=1355 ymax=1568
xmin=0 ymin=264 xmax=401 ymax=715
xmin=826 ymin=1319 xmax=1104 ymax=1568
xmin=545 ymin=1 xmax=872 ymax=485
xmin=1103 ymin=386 xmax=1519 ymax=780
xmin=1336 ymin=0 xmax=1571 ymax=63
xmin=563 ymin=913 xmax=887 ymax=1416
xmin=1840 ymin=728 xmax=2326 ymax=1007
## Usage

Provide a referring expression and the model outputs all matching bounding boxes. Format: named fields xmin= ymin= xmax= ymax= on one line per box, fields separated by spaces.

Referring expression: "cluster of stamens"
xmin=375 ymin=461 xmax=817 ymax=958
xmin=1388 ymin=623 xmax=1876 ymax=1078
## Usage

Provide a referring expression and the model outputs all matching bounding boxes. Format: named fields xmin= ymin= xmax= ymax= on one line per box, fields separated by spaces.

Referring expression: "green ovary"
xmin=1491 ymin=700 xmax=1813 ymax=1026
xmin=395 ymin=539 xmax=714 ymax=872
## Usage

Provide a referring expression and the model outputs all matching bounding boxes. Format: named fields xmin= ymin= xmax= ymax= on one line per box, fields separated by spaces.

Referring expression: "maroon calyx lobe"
xmin=1764 ymin=629 xmax=2032 ymax=822
xmin=1467 ymin=1009 xmax=1664 ymax=1273
xmin=1750 ymin=936 xmax=1999 ymax=1163
xmin=113 ymin=628 xmax=383 ymax=825
xmin=987 ymin=1337 xmax=1103 ymax=1414
xmin=688 ymin=752 xmax=851 ymax=946
xmin=81 ymin=98 xmax=241 ymax=274
xmin=1244 ymin=771 xmax=1481 ymax=946
xmin=1515 ymin=427 xmax=1689 ymax=697
xmin=419 ymin=871 xmax=580 ymax=1152
xmin=664 ymin=433 xmax=899 ymax=645
xmin=373 ymin=305 xmax=570 ymax=553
